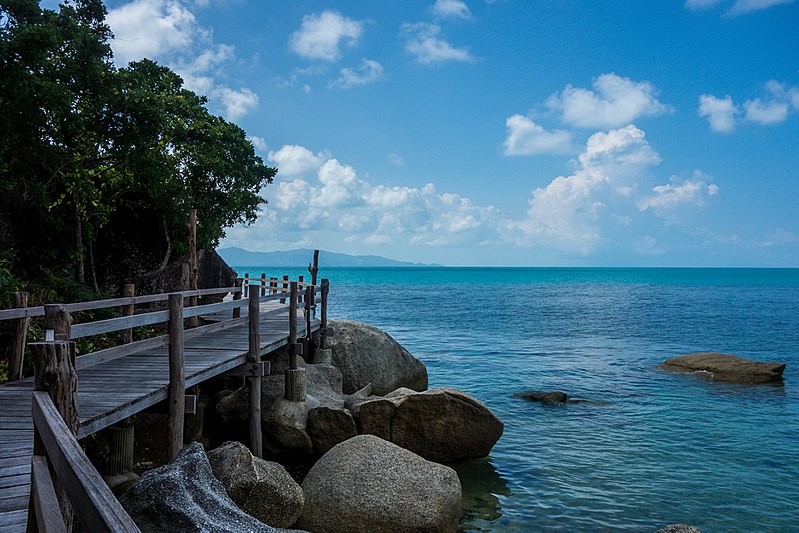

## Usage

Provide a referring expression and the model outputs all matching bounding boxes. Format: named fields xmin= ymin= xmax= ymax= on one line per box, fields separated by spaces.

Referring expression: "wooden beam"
xmin=9 ymin=292 xmax=29 ymax=381
xmin=167 ymin=293 xmax=185 ymax=460
xmin=121 ymin=284 xmax=135 ymax=344
xmin=232 ymin=278 xmax=242 ymax=319
xmin=30 ymin=455 xmax=67 ymax=533
xmin=247 ymin=292 xmax=262 ymax=458
xmin=222 ymin=361 xmax=269 ymax=378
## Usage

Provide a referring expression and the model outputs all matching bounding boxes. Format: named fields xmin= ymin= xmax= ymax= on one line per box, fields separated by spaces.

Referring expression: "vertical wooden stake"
xmin=288 ymin=282 xmax=298 ymax=370
xmin=285 ymin=282 xmax=306 ymax=401
xmin=9 ymin=291 xmax=29 ymax=381
xmin=260 ymin=273 xmax=267 ymax=297
xmin=247 ymin=291 xmax=262 ymax=458
xmin=298 ymin=275 xmax=304 ymax=304
xmin=122 ymin=283 xmax=135 ymax=344
xmin=269 ymin=277 xmax=277 ymax=296
xmin=233 ymin=278 xmax=243 ymax=318
xmin=279 ymin=275 xmax=289 ymax=304
xmin=30 ymin=339 xmax=79 ymax=531
xmin=304 ymin=285 xmax=313 ymax=361
xmin=308 ymin=249 xmax=319 ymax=286
xmin=167 ymin=293 xmax=185 ymax=460
xmin=44 ymin=304 xmax=72 ymax=342
xmin=187 ymin=209 xmax=199 ymax=328
xmin=244 ymin=273 xmax=250 ymax=298
xmin=320 ymin=278 xmax=330 ymax=350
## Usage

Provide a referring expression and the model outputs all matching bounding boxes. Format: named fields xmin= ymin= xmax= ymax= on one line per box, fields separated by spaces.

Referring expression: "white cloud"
xmin=698 ymin=94 xmax=739 ymax=132
xmin=757 ymin=228 xmax=799 ymax=247
xmin=387 ymin=153 xmax=405 ymax=166
xmin=685 ymin=0 xmax=724 ymax=8
xmin=249 ymin=136 xmax=267 ymax=151
xmin=545 ymin=73 xmax=671 ymax=129
xmin=289 ymin=10 xmax=363 ymax=62
xmin=729 ymin=0 xmax=795 ymax=14
xmin=107 ymin=0 xmax=259 ymax=121
xmin=502 ymin=115 xmax=573 ymax=155
xmin=329 ymin=58 xmax=385 ymax=89
xmin=267 ymin=145 xmax=330 ymax=178
xmin=430 ymin=0 xmax=473 ymax=19
xmin=402 ymin=23 xmax=475 ymax=64
xmin=744 ymin=98 xmax=789 ymax=124
xmin=637 ymin=173 xmax=719 ymax=220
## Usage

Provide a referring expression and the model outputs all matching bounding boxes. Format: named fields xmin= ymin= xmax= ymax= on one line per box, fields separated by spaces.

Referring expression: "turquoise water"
xmin=235 ymin=267 xmax=799 ymax=532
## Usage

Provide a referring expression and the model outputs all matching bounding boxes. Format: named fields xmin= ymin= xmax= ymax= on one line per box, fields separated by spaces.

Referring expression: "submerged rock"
xmin=119 ymin=442 xmax=279 ymax=532
xmin=296 ymin=435 xmax=462 ymax=533
xmin=208 ymin=441 xmax=304 ymax=528
xmin=327 ymin=320 xmax=428 ymax=395
xmin=655 ymin=525 xmax=703 ymax=533
xmin=515 ymin=391 xmax=568 ymax=404
xmin=660 ymin=352 xmax=785 ymax=384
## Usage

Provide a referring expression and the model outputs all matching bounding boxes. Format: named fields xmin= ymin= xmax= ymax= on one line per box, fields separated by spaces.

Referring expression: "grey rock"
xmin=296 ymin=435 xmax=461 ymax=533
xmin=515 ymin=391 xmax=568 ymax=404
xmin=351 ymin=398 xmax=395 ymax=441
xmin=119 ymin=442 xmax=279 ymax=533
xmin=307 ymin=406 xmax=357 ymax=456
xmin=655 ymin=525 xmax=703 ymax=533
xmin=327 ymin=320 xmax=428 ymax=395
xmin=208 ymin=441 xmax=304 ymax=528
xmin=660 ymin=352 xmax=785 ymax=383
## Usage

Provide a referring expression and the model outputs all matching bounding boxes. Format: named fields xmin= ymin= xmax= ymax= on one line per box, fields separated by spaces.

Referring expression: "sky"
xmin=53 ymin=0 xmax=799 ymax=265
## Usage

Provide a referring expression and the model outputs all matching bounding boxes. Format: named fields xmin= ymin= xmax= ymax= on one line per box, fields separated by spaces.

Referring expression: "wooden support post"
xmin=247 ymin=291 xmax=262 ymax=458
xmin=104 ymin=418 xmax=134 ymax=476
xmin=187 ymin=209 xmax=198 ymax=328
xmin=9 ymin=291 xmax=29 ymax=381
xmin=320 ymin=278 xmax=330 ymax=350
xmin=244 ymin=273 xmax=250 ymax=298
xmin=285 ymin=282 xmax=307 ymax=401
xmin=233 ymin=278 xmax=243 ymax=318
xmin=298 ymin=275 xmax=304 ymax=304
xmin=122 ymin=283 xmax=135 ymax=344
xmin=308 ymin=249 xmax=319 ymax=285
xmin=44 ymin=304 xmax=72 ymax=341
xmin=260 ymin=273 xmax=267 ymax=297
xmin=304 ymin=285 xmax=313 ymax=362
xmin=29 ymin=339 xmax=79 ymax=531
xmin=269 ymin=277 xmax=277 ymax=296
xmin=279 ymin=275 xmax=288 ymax=303
xmin=167 ymin=293 xmax=185 ymax=460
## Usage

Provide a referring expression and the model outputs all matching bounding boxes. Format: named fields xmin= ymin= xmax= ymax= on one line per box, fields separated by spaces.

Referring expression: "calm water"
xmin=236 ymin=267 xmax=799 ymax=532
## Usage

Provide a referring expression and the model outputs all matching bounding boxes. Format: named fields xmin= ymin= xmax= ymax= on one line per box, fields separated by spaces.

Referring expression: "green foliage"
xmin=0 ymin=0 xmax=275 ymax=291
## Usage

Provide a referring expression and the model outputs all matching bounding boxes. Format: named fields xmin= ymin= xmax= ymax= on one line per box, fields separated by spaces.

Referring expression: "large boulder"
xmin=660 ymin=352 xmax=786 ymax=384
xmin=296 ymin=435 xmax=462 ymax=533
xmin=208 ymin=441 xmax=304 ymax=528
xmin=352 ymin=388 xmax=504 ymax=463
xmin=307 ymin=406 xmax=357 ymax=456
xmin=119 ymin=442 xmax=280 ymax=532
xmin=327 ymin=320 xmax=428 ymax=395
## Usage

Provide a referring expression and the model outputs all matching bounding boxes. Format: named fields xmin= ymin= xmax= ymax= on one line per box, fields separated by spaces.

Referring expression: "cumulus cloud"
xmin=698 ymin=94 xmax=739 ymax=132
xmin=402 ymin=23 xmax=475 ymax=64
xmin=685 ymin=0 xmax=795 ymax=12
xmin=502 ymin=115 xmax=573 ymax=155
xmin=107 ymin=0 xmax=259 ymax=121
xmin=545 ymin=73 xmax=671 ymax=129
xmin=637 ymin=173 xmax=719 ymax=221
xmin=289 ymin=10 xmax=363 ymax=61
xmin=329 ymin=58 xmax=385 ymax=89
xmin=699 ymin=80 xmax=799 ymax=131
xmin=685 ymin=0 xmax=724 ymax=8
xmin=249 ymin=136 xmax=267 ymax=151
xmin=267 ymin=145 xmax=330 ymax=178
xmin=430 ymin=0 xmax=473 ymax=19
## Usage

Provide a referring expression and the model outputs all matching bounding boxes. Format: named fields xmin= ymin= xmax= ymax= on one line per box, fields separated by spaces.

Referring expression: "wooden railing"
xmin=0 ymin=275 xmax=330 ymax=531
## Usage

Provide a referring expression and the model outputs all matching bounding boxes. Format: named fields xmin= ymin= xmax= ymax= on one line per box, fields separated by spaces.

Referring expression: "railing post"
xmin=243 ymin=273 xmax=250 ymax=298
xmin=260 ymin=273 xmax=267 ymax=297
xmin=167 ymin=293 xmax=185 ymax=460
xmin=279 ymin=275 xmax=288 ymax=304
xmin=45 ymin=304 xmax=72 ymax=341
xmin=247 ymin=291 xmax=262 ymax=458
xmin=29 ymin=332 xmax=78 ymax=531
xmin=122 ymin=283 xmax=135 ymax=344
xmin=304 ymin=285 xmax=313 ymax=362
xmin=232 ymin=278 xmax=243 ymax=319
xmin=285 ymin=282 xmax=306 ymax=401
xmin=320 ymin=278 xmax=330 ymax=350
xmin=9 ymin=291 xmax=29 ymax=381
xmin=298 ymin=275 xmax=304 ymax=305
xmin=269 ymin=277 xmax=277 ymax=296
xmin=308 ymin=249 xmax=319 ymax=286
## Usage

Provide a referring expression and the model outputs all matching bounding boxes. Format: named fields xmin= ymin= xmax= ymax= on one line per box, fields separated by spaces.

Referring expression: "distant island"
xmin=217 ymin=247 xmax=438 ymax=267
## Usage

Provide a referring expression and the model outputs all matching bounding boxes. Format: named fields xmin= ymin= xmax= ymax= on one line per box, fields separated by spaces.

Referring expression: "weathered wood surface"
xmin=0 ymin=300 xmax=317 ymax=532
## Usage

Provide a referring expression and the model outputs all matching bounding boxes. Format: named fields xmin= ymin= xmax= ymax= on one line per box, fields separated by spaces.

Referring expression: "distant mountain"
xmin=216 ymin=247 xmax=437 ymax=267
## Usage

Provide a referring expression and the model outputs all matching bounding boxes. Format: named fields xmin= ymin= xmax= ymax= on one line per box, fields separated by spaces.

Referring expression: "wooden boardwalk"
xmin=0 ymin=301 xmax=318 ymax=532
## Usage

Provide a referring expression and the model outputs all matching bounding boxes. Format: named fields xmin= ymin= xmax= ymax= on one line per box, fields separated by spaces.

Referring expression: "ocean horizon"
xmin=234 ymin=266 xmax=799 ymax=531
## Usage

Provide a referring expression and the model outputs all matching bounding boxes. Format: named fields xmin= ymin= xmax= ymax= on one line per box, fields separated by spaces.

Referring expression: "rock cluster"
xmin=660 ymin=352 xmax=785 ymax=384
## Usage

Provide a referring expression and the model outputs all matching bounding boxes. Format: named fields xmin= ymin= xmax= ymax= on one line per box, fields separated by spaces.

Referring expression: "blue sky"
xmin=70 ymin=0 xmax=799 ymax=265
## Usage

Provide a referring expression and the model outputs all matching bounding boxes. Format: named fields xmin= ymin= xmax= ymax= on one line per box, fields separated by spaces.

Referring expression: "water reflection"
xmin=452 ymin=457 xmax=511 ymax=531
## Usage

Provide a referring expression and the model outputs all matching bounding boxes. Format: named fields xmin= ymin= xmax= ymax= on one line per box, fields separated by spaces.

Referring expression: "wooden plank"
xmin=70 ymin=310 xmax=170 ymax=339
xmin=183 ymin=299 xmax=247 ymax=319
xmin=167 ymin=294 xmax=184 ymax=460
xmin=31 ymin=455 xmax=67 ymax=533
xmin=32 ymin=392 xmax=140 ymax=532
xmin=0 ymin=509 xmax=28 ymax=528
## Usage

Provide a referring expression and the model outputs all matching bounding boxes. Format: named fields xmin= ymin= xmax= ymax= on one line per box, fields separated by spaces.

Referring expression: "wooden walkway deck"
xmin=0 ymin=301 xmax=318 ymax=532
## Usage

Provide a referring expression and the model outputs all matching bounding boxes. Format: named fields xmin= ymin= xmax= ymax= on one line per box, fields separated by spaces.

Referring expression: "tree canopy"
xmin=0 ymin=0 xmax=275 ymax=293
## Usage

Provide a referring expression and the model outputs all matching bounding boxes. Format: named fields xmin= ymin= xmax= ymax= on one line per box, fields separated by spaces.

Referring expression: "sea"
xmin=233 ymin=266 xmax=799 ymax=532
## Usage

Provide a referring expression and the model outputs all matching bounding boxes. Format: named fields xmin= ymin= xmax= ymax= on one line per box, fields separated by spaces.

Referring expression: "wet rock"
xmin=327 ymin=320 xmax=428 ymax=395
xmin=208 ymin=441 xmax=304 ymax=528
xmin=655 ymin=525 xmax=703 ymax=533
xmin=119 ymin=442 xmax=279 ymax=532
xmin=296 ymin=435 xmax=461 ymax=533
xmin=515 ymin=391 xmax=568 ymax=404
xmin=660 ymin=352 xmax=785 ymax=384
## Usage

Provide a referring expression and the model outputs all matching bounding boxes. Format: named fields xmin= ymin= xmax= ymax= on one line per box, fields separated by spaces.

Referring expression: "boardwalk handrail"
xmin=31 ymin=391 xmax=140 ymax=532
xmin=0 ymin=286 xmax=241 ymax=321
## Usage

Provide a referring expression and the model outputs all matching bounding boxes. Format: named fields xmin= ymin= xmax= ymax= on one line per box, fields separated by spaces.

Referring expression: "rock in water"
xmin=655 ymin=525 xmax=703 ymax=533
xmin=660 ymin=352 xmax=786 ymax=384
xmin=296 ymin=435 xmax=462 ymax=533
xmin=208 ymin=441 xmax=304 ymax=528
xmin=326 ymin=320 xmax=428 ymax=395
xmin=119 ymin=442 xmax=279 ymax=532
xmin=515 ymin=391 xmax=568 ymax=404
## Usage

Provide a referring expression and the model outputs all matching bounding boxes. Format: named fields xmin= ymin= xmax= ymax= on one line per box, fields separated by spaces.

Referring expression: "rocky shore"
xmin=118 ymin=320 xmax=504 ymax=532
